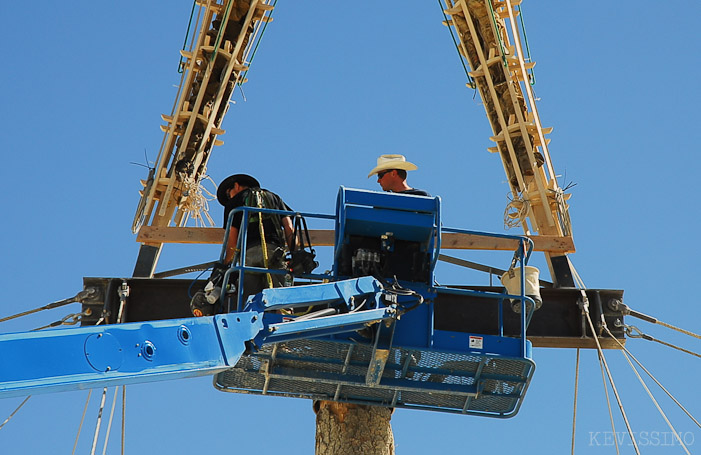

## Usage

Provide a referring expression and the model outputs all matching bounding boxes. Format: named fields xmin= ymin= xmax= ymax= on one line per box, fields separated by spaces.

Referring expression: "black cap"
xmin=216 ymin=174 xmax=261 ymax=206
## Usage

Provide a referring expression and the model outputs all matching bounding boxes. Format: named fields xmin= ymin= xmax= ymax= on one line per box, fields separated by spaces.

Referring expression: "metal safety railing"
xmin=220 ymin=206 xmax=335 ymax=312
xmin=219 ymin=204 xmax=537 ymax=360
xmin=437 ymin=227 xmax=535 ymax=358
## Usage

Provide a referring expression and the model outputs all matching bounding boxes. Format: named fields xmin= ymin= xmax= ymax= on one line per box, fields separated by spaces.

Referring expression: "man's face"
xmin=377 ymin=169 xmax=395 ymax=191
xmin=227 ymin=182 xmax=243 ymax=199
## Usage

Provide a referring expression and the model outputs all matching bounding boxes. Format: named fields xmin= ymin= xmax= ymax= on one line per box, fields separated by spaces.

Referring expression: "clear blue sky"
xmin=1 ymin=1 xmax=699 ymax=453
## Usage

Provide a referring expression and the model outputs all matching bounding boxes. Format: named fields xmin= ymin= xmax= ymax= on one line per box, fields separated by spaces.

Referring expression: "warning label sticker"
xmin=469 ymin=336 xmax=484 ymax=350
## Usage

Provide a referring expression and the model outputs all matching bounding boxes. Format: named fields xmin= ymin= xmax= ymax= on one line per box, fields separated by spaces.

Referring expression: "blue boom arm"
xmin=0 ymin=277 xmax=397 ymax=399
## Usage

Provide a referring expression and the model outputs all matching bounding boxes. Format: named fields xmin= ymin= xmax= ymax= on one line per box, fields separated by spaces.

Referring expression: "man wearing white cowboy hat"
xmin=368 ymin=154 xmax=430 ymax=196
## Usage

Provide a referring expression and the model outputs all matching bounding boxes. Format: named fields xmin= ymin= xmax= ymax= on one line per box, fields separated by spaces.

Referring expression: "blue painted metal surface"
xmin=213 ymin=188 xmax=537 ymax=417
xmin=1 ymin=187 xmax=538 ymax=417
xmin=245 ymin=276 xmax=384 ymax=313
xmin=333 ymin=187 xmax=441 ymax=281
xmin=0 ymin=314 xmax=262 ymax=399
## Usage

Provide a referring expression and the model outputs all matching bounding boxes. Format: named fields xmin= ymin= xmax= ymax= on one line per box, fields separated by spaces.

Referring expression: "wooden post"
xmin=314 ymin=402 xmax=394 ymax=455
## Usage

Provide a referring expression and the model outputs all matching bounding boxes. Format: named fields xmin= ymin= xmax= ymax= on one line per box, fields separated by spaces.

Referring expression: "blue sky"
xmin=1 ymin=1 xmax=699 ymax=453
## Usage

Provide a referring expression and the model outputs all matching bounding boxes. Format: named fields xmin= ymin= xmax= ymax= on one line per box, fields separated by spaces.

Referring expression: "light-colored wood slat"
xmin=496 ymin=8 xmax=519 ymax=19
xmin=493 ymin=0 xmax=523 ymax=8
xmin=138 ymin=226 xmax=226 ymax=244
xmin=529 ymin=337 xmax=623 ymax=350
xmin=441 ymin=232 xmax=574 ymax=252
xmin=444 ymin=5 xmax=463 ymax=16
xmin=136 ymin=227 xmax=575 ymax=253
xmin=232 ymin=62 xmax=249 ymax=72
xmin=196 ymin=0 xmax=223 ymax=13
xmin=199 ymin=45 xmax=233 ymax=61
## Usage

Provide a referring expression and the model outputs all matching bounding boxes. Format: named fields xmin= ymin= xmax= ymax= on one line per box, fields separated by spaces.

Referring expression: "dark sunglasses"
xmin=377 ymin=169 xmax=393 ymax=179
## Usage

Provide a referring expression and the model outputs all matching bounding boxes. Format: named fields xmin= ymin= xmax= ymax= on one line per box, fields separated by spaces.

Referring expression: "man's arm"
xmin=282 ymin=216 xmax=294 ymax=250
xmin=224 ymin=226 xmax=239 ymax=264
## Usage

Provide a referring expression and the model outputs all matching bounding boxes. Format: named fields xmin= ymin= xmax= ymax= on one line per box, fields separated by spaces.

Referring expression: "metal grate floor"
xmin=215 ymin=338 xmax=534 ymax=417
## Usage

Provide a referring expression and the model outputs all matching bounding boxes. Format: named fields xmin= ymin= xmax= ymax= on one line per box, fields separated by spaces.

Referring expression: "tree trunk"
xmin=314 ymin=401 xmax=394 ymax=455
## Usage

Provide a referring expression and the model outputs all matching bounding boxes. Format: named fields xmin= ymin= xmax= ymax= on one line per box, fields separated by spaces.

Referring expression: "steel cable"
xmin=583 ymin=295 xmax=640 ymax=454
xmin=90 ymin=388 xmax=108 ymax=455
xmin=73 ymin=390 xmax=92 ymax=455
xmin=121 ymin=386 xmax=126 ymax=455
xmin=101 ymin=387 xmax=120 ymax=455
xmin=597 ymin=350 xmax=620 ymax=455
xmin=0 ymin=396 xmax=30 ymax=431
xmin=0 ymin=289 xmax=95 ymax=324
xmin=657 ymin=320 xmax=701 ymax=340
xmin=605 ymin=327 xmax=701 ymax=428
xmin=618 ymin=303 xmax=701 ymax=340
xmin=606 ymin=327 xmax=692 ymax=454
xmin=31 ymin=310 xmax=89 ymax=332
xmin=438 ymin=0 xmax=476 ymax=89
xmin=625 ymin=325 xmax=701 ymax=359
xmin=570 ymin=349 xmax=580 ymax=455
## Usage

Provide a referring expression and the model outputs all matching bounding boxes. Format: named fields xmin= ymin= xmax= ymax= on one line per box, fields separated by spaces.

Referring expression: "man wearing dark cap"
xmin=217 ymin=173 xmax=294 ymax=265
xmin=191 ymin=174 xmax=294 ymax=316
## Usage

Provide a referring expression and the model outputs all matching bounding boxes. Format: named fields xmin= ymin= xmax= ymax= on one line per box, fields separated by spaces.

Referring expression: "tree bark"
xmin=314 ymin=401 xmax=394 ymax=455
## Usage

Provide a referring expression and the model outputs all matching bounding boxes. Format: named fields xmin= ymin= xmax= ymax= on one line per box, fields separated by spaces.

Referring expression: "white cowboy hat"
xmin=367 ymin=154 xmax=418 ymax=178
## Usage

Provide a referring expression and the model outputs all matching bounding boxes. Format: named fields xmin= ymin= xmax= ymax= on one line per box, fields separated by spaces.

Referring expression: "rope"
xmin=121 ymin=386 xmax=126 ymax=455
xmin=485 ymin=0 xmax=507 ymax=67
xmin=597 ymin=350 xmax=620 ymax=455
xmin=605 ymin=327 xmax=701 ymax=428
xmin=0 ymin=289 xmax=94 ymax=324
xmin=0 ymin=396 xmax=30 ymax=431
xmin=177 ymin=0 xmax=198 ymax=73
xmin=210 ymin=0 xmax=235 ymax=62
xmin=582 ymin=295 xmax=641 ymax=454
xmin=73 ymin=390 xmax=92 ymax=455
xmin=90 ymin=388 xmax=108 ymax=455
xmin=607 ymin=328 xmax=692 ymax=453
xmin=92 ymin=300 xmax=122 ymax=455
xmin=31 ymin=310 xmax=89 ymax=331
xmin=438 ymin=0 xmax=476 ymax=89
xmin=625 ymin=325 xmax=701 ymax=359
xmin=180 ymin=175 xmax=217 ymax=228
xmin=570 ymin=349 xmax=579 ymax=455
xmin=657 ymin=320 xmax=701 ymax=340
xmin=515 ymin=5 xmax=535 ymax=85
xmin=504 ymin=191 xmax=530 ymax=229
xmin=254 ymin=190 xmax=274 ymax=289
xmin=101 ymin=387 xmax=120 ymax=455
xmin=644 ymin=336 xmax=700 ymax=359
xmin=239 ymin=0 xmax=278 ymax=87
xmin=619 ymin=303 xmax=701 ymax=339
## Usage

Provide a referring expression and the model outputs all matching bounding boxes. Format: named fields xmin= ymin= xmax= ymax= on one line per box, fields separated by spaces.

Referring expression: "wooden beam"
xmin=442 ymin=232 xmax=574 ymax=252
xmin=529 ymin=336 xmax=623 ymax=350
xmin=137 ymin=227 xmax=575 ymax=253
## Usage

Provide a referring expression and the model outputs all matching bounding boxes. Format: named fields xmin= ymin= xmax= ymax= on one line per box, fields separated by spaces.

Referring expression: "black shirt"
xmin=223 ymin=188 xmax=291 ymax=247
xmin=397 ymin=188 xmax=431 ymax=197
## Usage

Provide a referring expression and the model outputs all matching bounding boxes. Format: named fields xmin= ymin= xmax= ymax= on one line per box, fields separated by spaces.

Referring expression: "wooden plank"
xmin=441 ymin=232 xmax=574 ymax=252
xmin=136 ymin=227 xmax=575 ymax=253
xmin=529 ymin=336 xmax=623 ymax=350
xmin=137 ymin=226 xmax=225 ymax=244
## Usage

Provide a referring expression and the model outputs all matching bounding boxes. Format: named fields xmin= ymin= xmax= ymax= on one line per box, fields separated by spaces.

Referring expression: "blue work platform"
xmin=215 ymin=187 xmax=536 ymax=418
